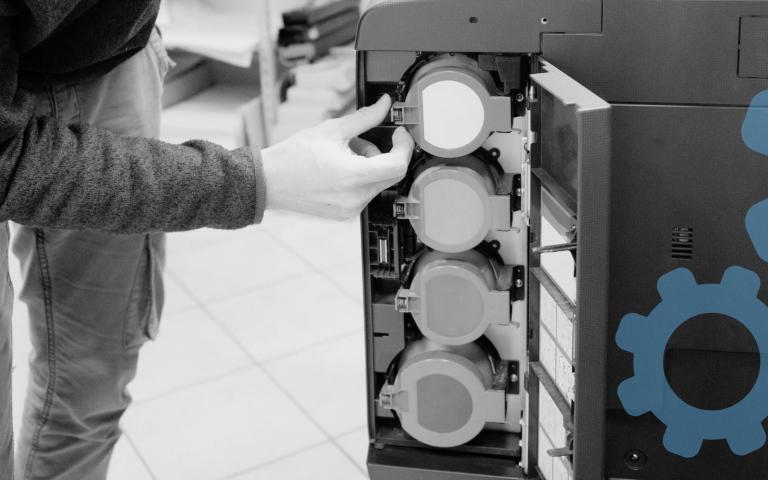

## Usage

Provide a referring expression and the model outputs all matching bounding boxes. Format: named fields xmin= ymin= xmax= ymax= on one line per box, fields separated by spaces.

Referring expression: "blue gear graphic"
xmin=742 ymin=90 xmax=768 ymax=157
xmin=746 ymin=199 xmax=768 ymax=263
xmin=616 ymin=266 xmax=768 ymax=458
xmin=745 ymin=90 xmax=768 ymax=262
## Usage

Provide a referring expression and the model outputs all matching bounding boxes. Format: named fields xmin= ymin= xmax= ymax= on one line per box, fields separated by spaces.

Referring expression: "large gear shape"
xmin=745 ymin=90 xmax=768 ymax=262
xmin=616 ymin=266 xmax=768 ymax=458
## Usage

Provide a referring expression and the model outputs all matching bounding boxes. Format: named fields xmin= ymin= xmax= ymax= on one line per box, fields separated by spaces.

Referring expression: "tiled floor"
xmin=10 ymin=210 xmax=370 ymax=480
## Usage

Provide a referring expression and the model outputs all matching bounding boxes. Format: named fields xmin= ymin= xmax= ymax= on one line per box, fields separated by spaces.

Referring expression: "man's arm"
xmin=0 ymin=16 xmax=265 ymax=234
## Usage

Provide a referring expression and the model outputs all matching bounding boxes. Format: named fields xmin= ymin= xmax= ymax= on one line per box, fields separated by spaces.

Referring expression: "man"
xmin=0 ymin=2 xmax=414 ymax=479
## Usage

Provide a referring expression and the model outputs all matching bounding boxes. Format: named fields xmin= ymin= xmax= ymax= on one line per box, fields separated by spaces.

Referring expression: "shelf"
xmin=375 ymin=422 xmax=522 ymax=458
xmin=368 ymin=444 xmax=527 ymax=479
xmin=533 ymin=167 xmax=577 ymax=216
xmin=529 ymin=361 xmax=574 ymax=433
xmin=531 ymin=267 xmax=575 ymax=323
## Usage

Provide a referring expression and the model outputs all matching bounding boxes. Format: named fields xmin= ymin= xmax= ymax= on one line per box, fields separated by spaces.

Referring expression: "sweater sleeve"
xmin=0 ymin=16 xmax=266 ymax=235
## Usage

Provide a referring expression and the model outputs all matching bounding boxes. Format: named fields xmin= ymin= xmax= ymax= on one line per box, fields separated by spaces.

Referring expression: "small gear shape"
xmin=616 ymin=266 xmax=768 ymax=458
xmin=742 ymin=89 xmax=768 ymax=157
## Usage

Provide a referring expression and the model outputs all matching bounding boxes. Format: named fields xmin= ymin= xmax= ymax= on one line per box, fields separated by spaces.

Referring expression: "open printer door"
xmin=525 ymin=60 xmax=611 ymax=480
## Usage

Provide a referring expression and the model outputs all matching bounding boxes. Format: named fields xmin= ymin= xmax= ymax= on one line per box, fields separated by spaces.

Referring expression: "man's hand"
xmin=261 ymin=95 xmax=415 ymax=220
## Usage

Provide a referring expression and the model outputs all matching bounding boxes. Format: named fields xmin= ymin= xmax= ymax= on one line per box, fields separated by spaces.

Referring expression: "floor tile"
xmin=322 ymin=261 xmax=364 ymax=304
xmin=107 ymin=437 xmax=154 ymax=480
xmin=122 ymin=367 xmax=326 ymax=480
xmin=11 ymin=301 xmax=30 ymax=436
xmin=166 ymin=226 xmax=263 ymax=253
xmin=336 ymin=428 xmax=369 ymax=473
xmin=229 ymin=442 xmax=366 ymax=480
xmin=10 ymin=250 xmax=33 ymax=441
xmin=163 ymin=274 xmax=198 ymax=314
xmin=208 ymin=272 xmax=363 ymax=362
xmin=264 ymin=333 xmax=367 ymax=436
xmin=167 ymin=231 xmax=310 ymax=303
xmin=8 ymin=251 xmax=22 ymax=288
xmin=263 ymin=212 xmax=362 ymax=270
xmin=128 ymin=308 xmax=252 ymax=403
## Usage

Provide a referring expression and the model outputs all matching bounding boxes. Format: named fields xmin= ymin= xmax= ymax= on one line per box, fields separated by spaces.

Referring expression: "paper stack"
xmin=161 ymin=84 xmax=265 ymax=150
xmin=272 ymin=52 xmax=357 ymax=143
xmin=278 ymin=0 xmax=360 ymax=64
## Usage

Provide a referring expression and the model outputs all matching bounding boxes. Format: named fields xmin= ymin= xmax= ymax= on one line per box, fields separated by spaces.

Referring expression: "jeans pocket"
xmin=124 ymin=233 xmax=166 ymax=349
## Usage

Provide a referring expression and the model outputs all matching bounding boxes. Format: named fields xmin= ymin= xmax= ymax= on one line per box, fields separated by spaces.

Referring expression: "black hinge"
xmin=512 ymin=174 xmax=522 ymax=212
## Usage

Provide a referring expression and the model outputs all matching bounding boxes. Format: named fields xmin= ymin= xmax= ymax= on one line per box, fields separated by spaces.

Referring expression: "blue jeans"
xmin=0 ymin=29 xmax=173 ymax=480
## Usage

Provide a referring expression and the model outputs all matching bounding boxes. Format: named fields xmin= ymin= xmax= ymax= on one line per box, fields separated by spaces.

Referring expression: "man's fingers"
xmin=331 ymin=94 xmax=392 ymax=139
xmin=389 ymin=126 xmax=415 ymax=163
xmin=349 ymin=137 xmax=382 ymax=158
xmin=351 ymin=127 xmax=415 ymax=183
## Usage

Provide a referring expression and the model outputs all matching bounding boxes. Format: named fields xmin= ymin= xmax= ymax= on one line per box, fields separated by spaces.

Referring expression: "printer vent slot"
xmin=671 ymin=227 xmax=694 ymax=260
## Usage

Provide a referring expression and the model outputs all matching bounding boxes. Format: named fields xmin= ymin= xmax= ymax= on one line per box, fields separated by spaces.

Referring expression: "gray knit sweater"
xmin=0 ymin=0 xmax=266 ymax=234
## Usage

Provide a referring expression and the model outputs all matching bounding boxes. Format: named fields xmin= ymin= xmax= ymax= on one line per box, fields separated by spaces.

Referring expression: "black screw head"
xmin=624 ymin=450 xmax=647 ymax=471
